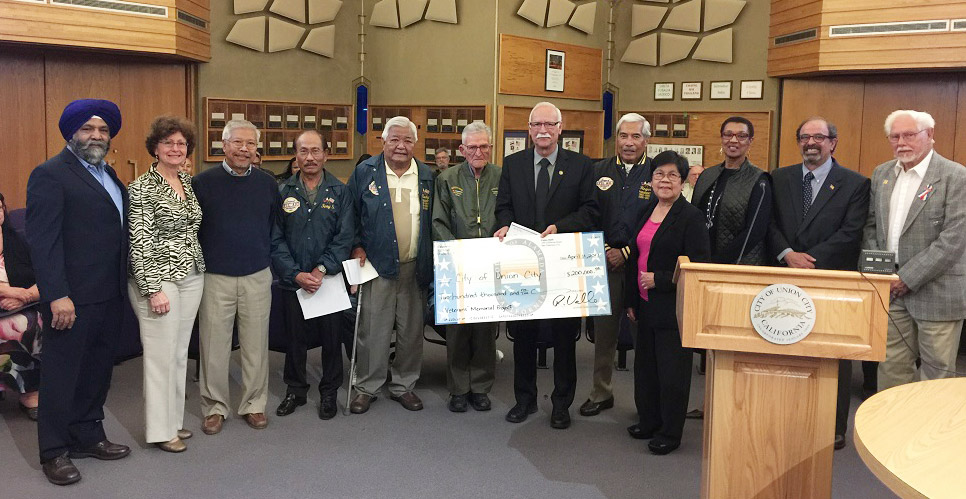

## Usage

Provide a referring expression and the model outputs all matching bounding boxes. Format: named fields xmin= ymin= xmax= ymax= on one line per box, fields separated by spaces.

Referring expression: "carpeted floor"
xmin=1 ymin=327 xmax=901 ymax=498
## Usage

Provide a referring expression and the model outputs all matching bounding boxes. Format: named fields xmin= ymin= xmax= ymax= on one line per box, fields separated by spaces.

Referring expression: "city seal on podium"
xmin=750 ymin=284 xmax=816 ymax=345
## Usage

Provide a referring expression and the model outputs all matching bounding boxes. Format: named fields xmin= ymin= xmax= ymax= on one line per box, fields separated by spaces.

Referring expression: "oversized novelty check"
xmin=433 ymin=231 xmax=611 ymax=325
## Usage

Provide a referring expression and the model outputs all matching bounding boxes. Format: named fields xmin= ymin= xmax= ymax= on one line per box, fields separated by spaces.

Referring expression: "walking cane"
xmin=344 ymin=284 xmax=363 ymax=415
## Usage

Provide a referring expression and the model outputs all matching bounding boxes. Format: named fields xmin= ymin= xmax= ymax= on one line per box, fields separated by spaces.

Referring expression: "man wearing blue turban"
xmin=26 ymin=98 xmax=131 ymax=485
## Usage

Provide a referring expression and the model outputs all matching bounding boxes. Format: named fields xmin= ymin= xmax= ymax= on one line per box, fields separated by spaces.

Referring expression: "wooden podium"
xmin=673 ymin=257 xmax=894 ymax=498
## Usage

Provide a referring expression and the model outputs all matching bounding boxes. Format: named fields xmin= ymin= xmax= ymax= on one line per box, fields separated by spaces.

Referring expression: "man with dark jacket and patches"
xmin=271 ymin=130 xmax=354 ymax=420
xmin=432 ymin=122 xmax=501 ymax=413
xmin=578 ymin=113 xmax=653 ymax=418
xmin=346 ymin=116 xmax=434 ymax=414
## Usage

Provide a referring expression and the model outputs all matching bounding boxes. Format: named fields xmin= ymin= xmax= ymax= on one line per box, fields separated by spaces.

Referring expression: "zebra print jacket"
xmin=128 ymin=165 xmax=205 ymax=296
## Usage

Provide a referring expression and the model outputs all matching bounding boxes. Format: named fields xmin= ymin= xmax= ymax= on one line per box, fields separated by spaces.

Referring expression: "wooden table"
xmin=854 ymin=378 xmax=966 ymax=498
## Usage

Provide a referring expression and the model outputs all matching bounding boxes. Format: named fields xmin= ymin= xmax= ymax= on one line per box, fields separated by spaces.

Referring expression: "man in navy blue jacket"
xmin=27 ymin=99 xmax=131 ymax=486
xmin=271 ymin=130 xmax=354 ymax=419
xmin=346 ymin=116 xmax=434 ymax=414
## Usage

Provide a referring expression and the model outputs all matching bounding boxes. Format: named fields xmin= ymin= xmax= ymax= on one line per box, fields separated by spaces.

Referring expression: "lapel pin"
xmin=829 ymin=185 xmax=835 ymax=190
xmin=558 ymin=171 xmax=564 ymax=175
xmin=918 ymin=184 xmax=934 ymax=201
xmin=883 ymin=179 xmax=889 ymax=185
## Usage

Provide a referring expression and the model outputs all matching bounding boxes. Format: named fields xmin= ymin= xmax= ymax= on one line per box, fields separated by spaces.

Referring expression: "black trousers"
xmin=836 ymin=359 xmax=851 ymax=436
xmin=512 ymin=318 xmax=578 ymax=409
xmin=634 ymin=314 xmax=692 ymax=444
xmin=37 ymin=296 xmax=122 ymax=462
xmin=281 ymin=290 xmax=343 ymax=399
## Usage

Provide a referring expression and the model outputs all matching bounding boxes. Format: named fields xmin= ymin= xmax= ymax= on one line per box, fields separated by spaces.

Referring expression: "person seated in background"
xmin=275 ymin=157 xmax=298 ymax=184
xmin=625 ymin=151 xmax=710 ymax=455
xmin=179 ymin=158 xmax=194 ymax=176
xmin=0 ymin=192 xmax=43 ymax=421
xmin=681 ymin=165 xmax=703 ymax=202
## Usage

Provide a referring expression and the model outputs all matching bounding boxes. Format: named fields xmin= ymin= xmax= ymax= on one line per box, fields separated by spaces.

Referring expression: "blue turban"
xmin=58 ymin=99 xmax=122 ymax=141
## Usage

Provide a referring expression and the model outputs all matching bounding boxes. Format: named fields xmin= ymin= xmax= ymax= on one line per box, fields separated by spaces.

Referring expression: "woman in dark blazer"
xmin=624 ymin=150 xmax=711 ymax=455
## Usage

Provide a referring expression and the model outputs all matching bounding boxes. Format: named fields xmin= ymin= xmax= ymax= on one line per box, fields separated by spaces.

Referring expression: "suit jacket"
xmin=863 ymin=151 xmax=966 ymax=321
xmin=25 ymin=147 xmax=129 ymax=305
xmin=768 ymin=160 xmax=871 ymax=271
xmin=625 ymin=195 xmax=711 ymax=329
xmin=495 ymin=147 xmax=598 ymax=233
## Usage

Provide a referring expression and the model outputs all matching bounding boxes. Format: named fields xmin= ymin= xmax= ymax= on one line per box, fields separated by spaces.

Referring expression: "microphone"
xmin=735 ymin=178 xmax=767 ymax=265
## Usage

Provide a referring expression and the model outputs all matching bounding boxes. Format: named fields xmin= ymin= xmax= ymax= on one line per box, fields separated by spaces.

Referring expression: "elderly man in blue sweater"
xmin=192 ymin=120 xmax=281 ymax=434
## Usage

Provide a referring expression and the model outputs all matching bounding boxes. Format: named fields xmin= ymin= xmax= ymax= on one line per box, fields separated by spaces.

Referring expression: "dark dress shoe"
xmin=648 ymin=438 xmax=681 ymax=455
xmin=448 ymin=393 xmax=468 ymax=413
xmin=202 ymin=414 xmax=224 ymax=435
xmin=349 ymin=393 xmax=375 ymax=414
xmin=318 ymin=395 xmax=338 ymax=420
xmin=42 ymin=454 xmax=81 ymax=485
xmin=627 ymin=424 xmax=654 ymax=440
xmin=19 ymin=402 xmax=38 ymax=421
xmin=276 ymin=394 xmax=307 ymax=416
xmin=834 ymin=434 xmax=847 ymax=450
xmin=550 ymin=408 xmax=572 ymax=429
xmin=244 ymin=413 xmax=268 ymax=429
xmin=468 ymin=393 xmax=491 ymax=411
xmin=578 ymin=397 xmax=614 ymax=417
xmin=685 ymin=409 xmax=704 ymax=419
xmin=70 ymin=440 xmax=131 ymax=460
xmin=505 ymin=402 xmax=537 ymax=423
xmin=390 ymin=391 xmax=424 ymax=411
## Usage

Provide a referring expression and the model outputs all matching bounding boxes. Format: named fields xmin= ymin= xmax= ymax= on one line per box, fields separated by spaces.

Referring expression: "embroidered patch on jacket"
xmin=421 ymin=188 xmax=431 ymax=210
xmin=282 ymin=197 xmax=300 ymax=213
xmin=491 ymin=187 xmax=499 ymax=196
xmin=638 ymin=182 xmax=652 ymax=200
xmin=321 ymin=197 xmax=336 ymax=210
xmin=596 ymin=177 xmax=614 ymax=191
xmin=368 ymin=181 xmax=379 ymax=195
xmin=451 ymin=186 xmax=464 ymax=197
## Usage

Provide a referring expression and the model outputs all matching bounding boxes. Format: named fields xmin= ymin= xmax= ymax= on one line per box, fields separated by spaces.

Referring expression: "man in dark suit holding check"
xmin=494 ymin=101 xmax=599 ymax=429
xmin=26 ymin=99 xmax=132 ymax=485
xmin=767 ymin=117 xmax=870 ymax=451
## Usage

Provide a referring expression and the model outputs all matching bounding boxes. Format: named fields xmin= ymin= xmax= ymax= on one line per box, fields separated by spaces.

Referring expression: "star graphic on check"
xmin=596 ymin=300 xmax=609 ymax=311
xmin=592 ymin=282 xmax=606 ymax=295
xmin=439 ymin=259 xmax=451 ymax=270
xmin=588 ymin=235 xmax=601 ymax=247
xmin=438 ymin=292 xmax=451 ymax=300
xmin=439 ymin=276 xmax=451 ymax=287
xmin=592 ymin=253 xmax=601 ymax=262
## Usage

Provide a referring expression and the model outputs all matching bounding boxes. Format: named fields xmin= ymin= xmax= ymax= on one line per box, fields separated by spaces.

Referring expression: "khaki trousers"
xmin=878 ymin=297 xmax=963 ymax=391
xmin=588 ymin=268 xmax=625 ymax=402
xmin=445 ymin=322 xmax=497 ymax=395
xmin=354 ymin=261 xmax=424 ymax=397
xmin=129 ymin=271 xmax=204 ymax=443
xmin=198 ymin=268 xmax=272 ymax=417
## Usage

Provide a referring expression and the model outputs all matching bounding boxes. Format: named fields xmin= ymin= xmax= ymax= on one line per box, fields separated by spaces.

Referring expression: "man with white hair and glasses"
xmin=864 ymin=109 xmax=966 ymax=390
xmin=347 ymin=116 xmax=435 ymax=414
xmin=193 ymin=119 xmax=282 ymax=434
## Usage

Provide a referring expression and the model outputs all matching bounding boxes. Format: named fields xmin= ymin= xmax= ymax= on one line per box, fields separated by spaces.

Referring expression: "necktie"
xmin=535 ymin=158 xmax=551 ymax=230
xmin=802 ymin=171 xmax=814 ymax=218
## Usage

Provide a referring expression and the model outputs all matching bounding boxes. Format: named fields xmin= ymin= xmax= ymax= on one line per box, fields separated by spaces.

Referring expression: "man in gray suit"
xmin=864 ymin=109 xmax=966 ymax=391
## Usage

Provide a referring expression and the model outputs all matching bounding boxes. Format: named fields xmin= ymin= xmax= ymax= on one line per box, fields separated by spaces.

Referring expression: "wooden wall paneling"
xmin=366 ymin=105 xmax=490 ymax=165
xmin=954 ymin=75 xmax=966 ymax=167
xmin=496 ymin=106 xmax=604 ymax=161
xmin=498 ymin=34 xmax=602 ymax=102
xmin=0 ymin=52 xmax=47 ymax=209
xmin=623 ymin=111 xmax=772 ymax=170
xmin=858 ymin=76 xmax=959 ymax=177
xmin=777 ymin=78 xmax=864 ymax=169
xmin=0 ymin=0 xmax=210 ymax=62
xmin=118 ymin=62 xmax=189 ymax=182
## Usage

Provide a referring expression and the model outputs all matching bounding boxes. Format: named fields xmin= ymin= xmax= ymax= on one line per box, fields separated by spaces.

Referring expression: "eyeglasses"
xmin=160 ymin=139 xmax=188 ymax=148
xmin=887 ymin=129 xmax=925 ymax=144
xmin=228 ymin=139 xmax=257 ymax=149
xmin=797 ymin=134 xmax=831 ymax=144
xmin=297 ymin=148 xmax=326 ymax=157
xmin=652 ymin=171 xmax=681 ymax=181
xmin=385 ymin=138 xmax=415 ymax=147
xmin=721 ymin=132 xmax=751 ymax=142
xmin=463 ymin=144 xmax=491 ymax=153
xmin=528 ymin=121 xmax=560 ymax=129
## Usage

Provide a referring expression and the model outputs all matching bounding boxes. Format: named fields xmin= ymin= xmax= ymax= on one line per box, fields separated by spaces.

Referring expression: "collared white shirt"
xmin=385 ymin=159 xmax=420 ymax=261
xmin=222 ymin=160 xmax=252 ymax=177
xmin=887 ymin=149 xmax=933 ymax=257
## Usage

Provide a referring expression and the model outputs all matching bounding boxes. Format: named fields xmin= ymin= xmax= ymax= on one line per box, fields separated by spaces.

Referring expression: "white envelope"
xmin=296 ymin=275 xmax=351 ymax=320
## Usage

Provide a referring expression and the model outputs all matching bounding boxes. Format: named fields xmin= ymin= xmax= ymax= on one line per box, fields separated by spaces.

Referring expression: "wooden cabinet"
xmin=204 ymin=98 xmax=353 ymax=162
xmin=367 ymin=105 xmax=489 ymax=166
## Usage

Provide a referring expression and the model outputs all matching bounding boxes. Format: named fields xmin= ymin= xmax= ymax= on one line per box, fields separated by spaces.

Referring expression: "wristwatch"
xmin=317 ymin=265 xmax=326 ymax=276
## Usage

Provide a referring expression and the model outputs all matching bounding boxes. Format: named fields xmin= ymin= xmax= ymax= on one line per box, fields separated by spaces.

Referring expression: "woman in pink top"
xmin=624 ymin=151 xmax=710 ymax=455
